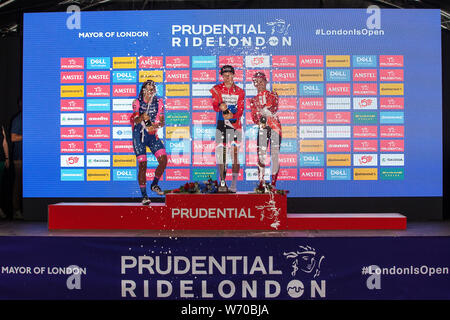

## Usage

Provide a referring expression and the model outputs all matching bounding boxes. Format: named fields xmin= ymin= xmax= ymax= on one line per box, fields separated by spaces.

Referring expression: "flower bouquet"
xmin=254 ymin=183 xmax=289 ymax=195
xmin=164 ymin=178 xmax=219 ymax=194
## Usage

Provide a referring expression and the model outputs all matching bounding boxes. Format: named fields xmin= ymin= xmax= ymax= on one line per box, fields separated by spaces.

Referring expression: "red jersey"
xmin=210 ymin=82 xmax=245 ymax=129
xmin=250 ymin=90 xmax=282 ymax=137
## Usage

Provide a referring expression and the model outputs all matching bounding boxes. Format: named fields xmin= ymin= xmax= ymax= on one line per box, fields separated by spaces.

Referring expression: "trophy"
xmin=218 ymin=179 xmax=228 ymax=193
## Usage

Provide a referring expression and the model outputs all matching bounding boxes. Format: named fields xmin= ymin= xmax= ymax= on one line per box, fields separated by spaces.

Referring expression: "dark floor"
xmin=1 ymin=220 xmax=449 ymax=237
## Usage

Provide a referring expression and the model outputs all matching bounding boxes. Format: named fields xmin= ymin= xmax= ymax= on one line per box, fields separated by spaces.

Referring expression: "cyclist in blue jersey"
xmin=130 ymin=80 xmax=167 ymax=205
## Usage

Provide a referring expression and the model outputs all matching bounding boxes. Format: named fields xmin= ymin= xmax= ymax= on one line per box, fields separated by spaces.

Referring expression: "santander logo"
xmin=358 ymin=155 xmax=373 ymax=165
xmin=358 ymin=98 xmax=373 ymax=108
xmin=252 ymin=57 xmax=265 ymax=65
xmin=66 ymin=156 xmax=80 ymax=165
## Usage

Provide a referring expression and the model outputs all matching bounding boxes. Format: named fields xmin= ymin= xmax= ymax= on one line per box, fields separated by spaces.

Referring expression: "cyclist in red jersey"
xmin=210 ymin=65 xmax=245 ymax=192
xmin=249 ymin=72 xmax=282 ymax=190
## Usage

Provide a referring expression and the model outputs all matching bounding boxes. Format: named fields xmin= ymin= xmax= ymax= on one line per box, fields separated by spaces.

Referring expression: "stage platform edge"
xmin=287 ymin=213 xmax=406 ymax=230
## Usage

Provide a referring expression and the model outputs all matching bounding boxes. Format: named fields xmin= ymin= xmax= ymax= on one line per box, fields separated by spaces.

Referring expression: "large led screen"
xmin=23 ymin=9 xmax=442 ymax=197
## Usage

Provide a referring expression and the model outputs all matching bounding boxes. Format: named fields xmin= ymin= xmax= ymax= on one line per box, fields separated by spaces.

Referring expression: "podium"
xmin=48 ymin=192 xmax=406 ymax=230
xmin=48 ymin=192 xmax=287 ymax=230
